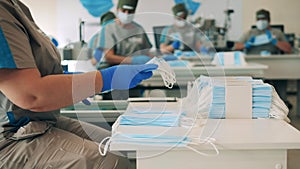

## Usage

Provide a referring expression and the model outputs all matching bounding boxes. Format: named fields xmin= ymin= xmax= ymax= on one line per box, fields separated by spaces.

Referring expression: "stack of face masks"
xmin=212 ymin=51 xmax=247 ymax=66
xmin=119 ymin=113 xmax=181 ymax=127
xmin=182 ymin=76 xmax=290 ymax=122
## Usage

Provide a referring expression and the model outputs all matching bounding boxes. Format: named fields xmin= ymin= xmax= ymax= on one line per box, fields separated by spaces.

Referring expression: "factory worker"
xmin=160 ymin=3 xmax=202 ymax=54
xmin=0 ymin=0 xmax=157 ymax=168
xmin=102 ymin=0 xmax=153 ymax=66
xmin=90 ymin=11 xmax=116 ymax=66
xmin=234 ymin=9 xmax=292 ymax=109
xmin=101 ymin=0 xmax=154 ymax=100
xmin=234 ymin=9 xmax=291 ymax=54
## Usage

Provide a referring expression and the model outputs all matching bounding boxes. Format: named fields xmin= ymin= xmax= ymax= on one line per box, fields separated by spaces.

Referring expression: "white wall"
xmin=19 ymin=0 xmax=300 ymax=47
xmin=242 ymin=0 xmax=300 ymax=36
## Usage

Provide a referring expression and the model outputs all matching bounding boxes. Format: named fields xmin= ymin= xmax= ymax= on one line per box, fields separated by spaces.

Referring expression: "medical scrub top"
xmin=160 ymin=24 xmax=202 ymax=51
xmin=239 ymin=28 xmax=288 ymax=54
xmin=102 ymin=21 xmax=152 ymax=61
xmin=0 ymin=0 xmax=62 ymax=122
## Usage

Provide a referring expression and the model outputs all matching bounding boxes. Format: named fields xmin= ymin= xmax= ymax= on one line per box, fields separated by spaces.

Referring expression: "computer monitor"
xmin=152 ymin=26 xmax=167 ymax=49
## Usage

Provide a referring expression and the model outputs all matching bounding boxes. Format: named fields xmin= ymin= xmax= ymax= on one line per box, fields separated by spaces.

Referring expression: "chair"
xmin=152 ymin=26 xmax=167 ymax=49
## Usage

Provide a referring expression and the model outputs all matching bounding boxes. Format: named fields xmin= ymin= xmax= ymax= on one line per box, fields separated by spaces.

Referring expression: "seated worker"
xmin=159 ymin=3 xmax=202 ymax=54
xmin=0 ymin=0 xmax=157 ymax=168
xmin=89 ymin=11 xmax=116 ymax=66
xmin=102 ymin=0 xmax=153 ymax=100
xmin=103 ymin=0 xmax=153 ymax=66
xmin=234 ymin=9 xmax=292 ymax=108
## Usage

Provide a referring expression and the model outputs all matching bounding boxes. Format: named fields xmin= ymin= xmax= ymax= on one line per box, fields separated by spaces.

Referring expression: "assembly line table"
xmin=245 ymin=54 xmax=300 ymax=116
xmin=110 ymin=119 xmax=300 ymax=169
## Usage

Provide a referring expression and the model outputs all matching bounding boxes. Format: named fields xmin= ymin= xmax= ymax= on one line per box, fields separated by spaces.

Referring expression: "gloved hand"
xmin=99 ymin=64 xmax=158 ymax=92
xmin=171 ymin=40 xmax=181 ymax=49
xmin=265 ymin=30 xmax=278 ymax=45
xmin=131 ymin=55 xmax=152 ymax=65
xmin=94 ymin=48 xmax=103 ymax=62
xmin=162 ymin=54 xmax=178 ymax=61
xmin=244 ymin=36 xmax=255 ymax=49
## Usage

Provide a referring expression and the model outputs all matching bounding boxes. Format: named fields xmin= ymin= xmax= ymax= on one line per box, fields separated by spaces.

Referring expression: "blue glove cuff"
xmin=99 ymin=68 xmax=113 ymax=92
xmin=271 ymin=39 xmax=278 ymax=45
xmin=244 ymin=42 xmax=251 ymax=49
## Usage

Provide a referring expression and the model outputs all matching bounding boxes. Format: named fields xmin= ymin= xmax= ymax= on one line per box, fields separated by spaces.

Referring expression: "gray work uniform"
xmin=160 ymin=24 xmax=202 ymax=51
xmin=0 ymin=1 xmax=129 ymax=168
xmin=102 ymin=20 xmax=152 ymax=64
xmin=101 ymin=20 xmax=152 ymax=100
xmin=239 ymin=28 xmax=288 ymax=54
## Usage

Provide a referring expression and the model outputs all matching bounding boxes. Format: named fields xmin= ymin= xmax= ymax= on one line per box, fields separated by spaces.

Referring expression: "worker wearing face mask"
xmin=234 ymin=9 xmax=291 ymax=55
xmin=102 ymin=0 xmax=153 ymax=66
xmin=101 ymin=0 xmax=153 ymax=100
xmin=234 ymin=9 xmax=292 ymax=109
xmin=160 ymin=3 xmax=202 ymax=54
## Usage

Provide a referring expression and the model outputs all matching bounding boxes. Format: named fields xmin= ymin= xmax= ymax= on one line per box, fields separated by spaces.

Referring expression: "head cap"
xmin=100 ymin=11 xmax=116 ymax=25
xmin=172 ymin=3 xmax=188 ymax=17
xmin=256 ymin=9 xmax=270 ymax=21
xmin=117 ymin=0 xmax=138 ymax=11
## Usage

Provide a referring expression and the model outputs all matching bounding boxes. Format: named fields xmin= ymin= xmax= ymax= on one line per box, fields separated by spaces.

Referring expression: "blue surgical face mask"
xmin=256 ymin=20 xmax=269 ymax=30
xmin=117 ymin=11 xmax=134 ymax=24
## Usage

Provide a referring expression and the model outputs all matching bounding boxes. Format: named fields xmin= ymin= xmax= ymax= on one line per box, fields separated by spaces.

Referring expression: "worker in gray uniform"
xmin=101 ymin=0 xmax=154 ymax=100
xmin=0 ymin=0 xmax=157 ymax=168
xmin=160 ymin=3 xmax=203 ymax=54
xmin=234 ymin=9 xmax=292 ymax=109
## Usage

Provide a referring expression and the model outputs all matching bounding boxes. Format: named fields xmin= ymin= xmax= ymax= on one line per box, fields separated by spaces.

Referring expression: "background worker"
xmin=89 ymin=11 xmax=116 ymax=66
xmin=234 ymin=9 xmax=292 ymax=108
xmin=102 ymin=0 xmax=153 ymax=66
xmin=160 ymin=3 xmax=203 ymax=54
xmin=101 ymin=0 xmax=154 ymax=100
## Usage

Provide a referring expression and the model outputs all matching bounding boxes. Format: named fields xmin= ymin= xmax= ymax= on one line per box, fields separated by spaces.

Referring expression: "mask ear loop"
xmin=99 ymin=136 xmax=111 ymax=156
xmin=147 ymin=57 xmax=177 ymax=89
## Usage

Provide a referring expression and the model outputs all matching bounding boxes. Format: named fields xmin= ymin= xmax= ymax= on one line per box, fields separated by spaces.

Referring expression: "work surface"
xmin=110 ymin=119 xmax=300 ymax=151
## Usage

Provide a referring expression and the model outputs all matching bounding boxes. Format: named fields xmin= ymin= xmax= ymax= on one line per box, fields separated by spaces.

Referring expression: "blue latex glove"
xmin=265 ymin=30 xmax=278 ymax=45
xmin=94 ymin=48 xmax=103 ymax=62
xmin=162 ymin=54 xmax=178 ymax=61
xmin=171 ymin=41 xmax=181 ymax=49
xmin=131 ymin=55 xmax=152 ymax=65
xmin=99 ymin=64 xmax=158 ymax=92
xmin=244 ymin=36 xmax=255 ymax=49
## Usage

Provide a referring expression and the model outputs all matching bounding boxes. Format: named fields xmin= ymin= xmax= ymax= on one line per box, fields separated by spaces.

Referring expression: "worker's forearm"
xmin=29 ymin=71 xmax=102 ymax=112
xmin=160 ymin=44 xmax=175 ymax=54
xmin=105 ymin=53 xmax=131 ymax=65
xmin=0 ymin=68 xmax=102 ymax=112
xmin=276 ymin=41 xmax=292 ymax=54
xmin=234 ymin=42 xmax=245 ymax=50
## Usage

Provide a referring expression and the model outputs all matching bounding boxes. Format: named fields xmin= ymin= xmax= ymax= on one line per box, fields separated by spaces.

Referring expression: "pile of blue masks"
xmin=208 ymin=80 xmax=272 ymax=119
xmin=119 ymin=113 xmax=181 ymax=127
xmin=182 ymin=76 xmax=289 ymax=122
xmin=212 ymin=51 xmax=247 ymax=66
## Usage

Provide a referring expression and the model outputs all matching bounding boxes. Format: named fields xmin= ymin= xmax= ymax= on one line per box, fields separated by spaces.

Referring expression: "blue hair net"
xmin=80 ymin=0 xmax=114 ymax=17
xmin=174 ymin=0 xmax=201 ymax=15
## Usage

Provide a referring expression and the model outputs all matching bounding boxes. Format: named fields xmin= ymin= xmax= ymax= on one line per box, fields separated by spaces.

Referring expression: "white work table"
xmin=245 ymin=54 xmax=300 ymax=116
xmin=142 ymin=63 xmax=268 ymax=87
xmin=110 ymin=119 xmax=300 ymax=169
